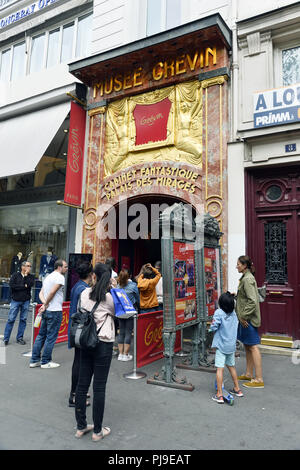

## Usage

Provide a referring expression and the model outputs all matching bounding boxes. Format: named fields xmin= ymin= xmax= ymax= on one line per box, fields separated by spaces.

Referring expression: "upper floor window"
xmin=146 ymin=0 xmax=181 ymax=36
xmin=282 ymin=46 xmax=300 ymax=86
xmin=0 ymin=12 xmax=92 ymax=82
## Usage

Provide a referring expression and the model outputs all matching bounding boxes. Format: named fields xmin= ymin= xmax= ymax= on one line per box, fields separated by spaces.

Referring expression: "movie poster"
xmin=173 ymin=241 xmax=197 ymax=325
xmin=204 ymin=247 xmax=221 ymax=316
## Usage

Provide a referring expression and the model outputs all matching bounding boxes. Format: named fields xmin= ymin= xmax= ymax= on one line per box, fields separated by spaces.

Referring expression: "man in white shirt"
xmin=30 ymin=259 xmax=68 ymax=369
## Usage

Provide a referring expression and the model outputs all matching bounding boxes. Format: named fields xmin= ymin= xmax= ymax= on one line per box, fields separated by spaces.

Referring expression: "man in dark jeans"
xmin=4 ymin=261 xmax=34 ymax=346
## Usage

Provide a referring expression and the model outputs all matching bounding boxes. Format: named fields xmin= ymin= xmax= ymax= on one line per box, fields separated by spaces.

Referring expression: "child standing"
xmin=209 ymin=292 xmax=243 ymax=403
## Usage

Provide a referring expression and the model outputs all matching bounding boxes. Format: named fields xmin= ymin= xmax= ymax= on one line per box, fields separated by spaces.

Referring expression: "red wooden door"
xmin=246 ymin=167 xmax=300 ymax=340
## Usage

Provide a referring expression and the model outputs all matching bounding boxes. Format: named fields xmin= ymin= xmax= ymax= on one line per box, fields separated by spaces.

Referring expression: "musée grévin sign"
xmin=0 ymin=0 xmax=58 ymax=29
xmin=93 ymin=46 xmax=218 ymax=100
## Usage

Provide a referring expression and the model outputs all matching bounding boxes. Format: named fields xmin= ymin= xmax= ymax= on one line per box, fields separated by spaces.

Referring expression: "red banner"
xmin=33 ymin=302 xmax=70 ymax=344
xmin=136 ymin=310 xmax=181 ymax=368
xmin=133 ymin=98 xmax=172 ymax=146
xmin=64 ymin=101 xmax=86 ymax=206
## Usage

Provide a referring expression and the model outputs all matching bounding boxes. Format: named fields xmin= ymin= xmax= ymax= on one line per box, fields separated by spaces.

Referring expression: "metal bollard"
xmin=123 ymin=314 xmax=147 ymax=380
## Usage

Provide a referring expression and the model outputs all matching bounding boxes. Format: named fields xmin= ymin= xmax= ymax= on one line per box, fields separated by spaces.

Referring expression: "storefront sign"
xmin=204 ymin=247 xmax=221 ymax=316
xmin=133 ymin=98 xmax=172 ymax=146
xmin=136 ymin=310 xmax=181 ymax=368
xmin=103 ymin=165 xmax=199 ymax=200
xmin=93 ymin=47 xmax=217 ymax=99
xmin=0 ymin=0 xmax=58 ymax=29
xmin=33 ymin=302 xmax=69 ymax=344
xmin=173 ymin=241 xmax=197 ymax=325
xmin=64 ymin=101 xmax=86 ymax=207
xmin=253 ymin=83 xmax=300 ymax=128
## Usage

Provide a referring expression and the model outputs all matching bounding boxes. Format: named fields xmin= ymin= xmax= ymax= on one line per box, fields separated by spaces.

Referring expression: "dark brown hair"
xmin=238 ymin=255 xmax=255 ymax=274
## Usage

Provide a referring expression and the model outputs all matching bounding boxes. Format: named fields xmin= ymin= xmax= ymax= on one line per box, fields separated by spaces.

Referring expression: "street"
xmin=0 ymin=316 xmax=300 ymax=451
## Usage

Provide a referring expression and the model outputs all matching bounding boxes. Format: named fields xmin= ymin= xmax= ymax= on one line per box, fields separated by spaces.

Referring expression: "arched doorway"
xmin=109 ymin=194 xmax=197 ymax=276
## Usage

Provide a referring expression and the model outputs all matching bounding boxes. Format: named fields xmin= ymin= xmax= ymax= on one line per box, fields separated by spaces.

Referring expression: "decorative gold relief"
xmin=103 ymin=80 xmax=202 ymax=176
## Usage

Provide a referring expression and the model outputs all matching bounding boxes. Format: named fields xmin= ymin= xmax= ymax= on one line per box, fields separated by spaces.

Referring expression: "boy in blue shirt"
xmin=209 ymin=292 xmax=243 ymax=403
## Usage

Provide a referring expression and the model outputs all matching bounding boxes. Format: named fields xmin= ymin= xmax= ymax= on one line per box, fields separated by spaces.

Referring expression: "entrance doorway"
xmin=246 ymin=166 xmax=300 ymax=341
xmin=111 ymin=195 xmax=195 ymax=277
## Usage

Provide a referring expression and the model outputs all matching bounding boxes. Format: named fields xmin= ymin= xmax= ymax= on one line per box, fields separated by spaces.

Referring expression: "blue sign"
xmin=253 ymin=84 xmax=300 ymax=128
xmin=0 ymin=0 xmax=58 ymax=30
xmin=285 ymin=144 xmax=296 ymax=153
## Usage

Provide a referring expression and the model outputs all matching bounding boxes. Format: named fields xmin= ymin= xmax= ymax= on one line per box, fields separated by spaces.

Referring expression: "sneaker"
xmin=212 ymin=394 xmax=224 ymax=404
xmin=229 ymin=388 xmax=244 ymax=397
xmin=122 ymin=354 xmax=133 ymax=361
xmin=41 ymin=362 xmax=60 ymax=369
xmin=238 ymin=375 xmax=252 ymax=381
xmin=17 ymin=338 xmax=26 ymax=345
xmin=243 ymin=380 xmax=264 ymax=389
xmin=29 ymin=362 xmax=40 ymax=368
xmin=3 ymin=340 xmax=8 ymax=346
xmin=118 ymin=354 xmax=125 ymax=361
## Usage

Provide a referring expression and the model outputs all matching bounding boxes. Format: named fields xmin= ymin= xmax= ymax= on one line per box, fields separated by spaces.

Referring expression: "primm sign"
xmin=253 ymin=83 xmax=300 ymax=128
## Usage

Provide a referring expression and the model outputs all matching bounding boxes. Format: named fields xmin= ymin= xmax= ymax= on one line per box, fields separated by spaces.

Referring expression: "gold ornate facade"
xmin=103 ymin=80 xmax=202 ymax=176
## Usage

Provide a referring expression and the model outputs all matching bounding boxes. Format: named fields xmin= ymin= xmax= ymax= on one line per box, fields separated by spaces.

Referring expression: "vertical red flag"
xmin=64 ymin=101 xmax=86 ymax=206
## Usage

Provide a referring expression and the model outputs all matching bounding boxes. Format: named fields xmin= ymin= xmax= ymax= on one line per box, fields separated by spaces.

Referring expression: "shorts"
xmin=215 ymin=349 xmax=235 ymax=368
xmin=237 ymin=322 xmax=260 ymax=345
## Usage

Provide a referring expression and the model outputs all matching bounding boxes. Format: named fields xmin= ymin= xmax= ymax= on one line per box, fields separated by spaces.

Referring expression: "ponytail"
xmin=238 ymin=255 xmax=255 ymax=275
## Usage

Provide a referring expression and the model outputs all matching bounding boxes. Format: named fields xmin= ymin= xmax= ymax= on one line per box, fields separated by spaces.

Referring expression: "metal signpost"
xmin=147 ymin=202 xmax=204 ymax=391
xmin=177 ymin=213 xmax=223 ymax=373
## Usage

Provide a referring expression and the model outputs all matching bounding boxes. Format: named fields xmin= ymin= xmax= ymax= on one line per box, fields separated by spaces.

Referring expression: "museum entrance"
xmin=111 ymin=195 xmax=196 ymax=277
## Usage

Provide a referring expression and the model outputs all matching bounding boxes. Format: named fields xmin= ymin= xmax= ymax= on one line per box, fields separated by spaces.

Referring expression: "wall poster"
xmin=173 ymin=241 xmax=197 ymax=325
xmin=204 ymin=247 xmax=221 ymax=316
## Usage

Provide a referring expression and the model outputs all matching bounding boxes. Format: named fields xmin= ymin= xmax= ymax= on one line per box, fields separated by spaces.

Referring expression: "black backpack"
xmin=69 ymin=301 xmax=100 ymax=350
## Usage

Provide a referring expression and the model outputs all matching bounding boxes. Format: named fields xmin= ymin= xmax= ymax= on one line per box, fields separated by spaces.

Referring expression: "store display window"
xmin=0 ymin=202 xmax=69 ymax=303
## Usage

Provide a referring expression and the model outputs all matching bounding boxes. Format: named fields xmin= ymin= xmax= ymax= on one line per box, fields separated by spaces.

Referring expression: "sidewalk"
xmin=0 ymin=316 xmax=300 ymax=451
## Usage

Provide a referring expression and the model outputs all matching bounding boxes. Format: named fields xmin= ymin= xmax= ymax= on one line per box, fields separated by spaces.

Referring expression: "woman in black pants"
xmin=68 ymin=263 xmax=93 ymax=407
xmin=74 ymin=263 xmax=115 ymax=442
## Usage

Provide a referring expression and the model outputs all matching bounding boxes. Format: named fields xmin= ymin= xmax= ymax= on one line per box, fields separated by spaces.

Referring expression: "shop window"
xmin=282 ymin=46 xmax=300 ymax=86
xmin=0 ymin=202 xmax=69 ymax=301
xmin=11 ymin=41 xmax=25 ymax=81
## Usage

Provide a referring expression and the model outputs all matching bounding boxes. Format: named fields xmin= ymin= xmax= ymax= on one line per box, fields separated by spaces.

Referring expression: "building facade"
xmin=70 ymin=13 xmax=231 ymax=291
xmin=0 ymin=0 xmax=93 ymax=300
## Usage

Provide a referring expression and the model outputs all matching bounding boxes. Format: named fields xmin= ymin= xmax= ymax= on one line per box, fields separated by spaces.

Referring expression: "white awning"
xmin=0 ymin=101 xmax=70 ymax=178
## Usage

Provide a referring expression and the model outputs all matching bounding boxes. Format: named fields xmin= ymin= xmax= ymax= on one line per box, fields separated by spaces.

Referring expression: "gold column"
xmin=82 ymin=106 xmax=106 ymax=262
xmin=201 ymin=75 xmax=228 ymax=234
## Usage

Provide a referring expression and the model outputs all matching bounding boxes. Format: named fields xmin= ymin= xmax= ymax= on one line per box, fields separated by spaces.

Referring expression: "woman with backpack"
xmin=74 ymin=263 xmax=115 ymax=442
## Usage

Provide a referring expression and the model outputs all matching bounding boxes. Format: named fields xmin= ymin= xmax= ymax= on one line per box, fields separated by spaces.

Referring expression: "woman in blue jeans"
xmin=75 ymin=263 xmax=115 ymax=442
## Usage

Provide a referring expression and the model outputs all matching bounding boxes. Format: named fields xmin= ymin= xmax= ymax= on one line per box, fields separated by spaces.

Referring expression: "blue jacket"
xmin=209 ymin=308 xmax=238 ymax=354
xmin=68 ymin=280 xmax=89 ymax=348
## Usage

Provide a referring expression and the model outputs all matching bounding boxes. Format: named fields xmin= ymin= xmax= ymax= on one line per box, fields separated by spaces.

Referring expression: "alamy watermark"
xmin=95 ymin=198 xmax=205 ymax=245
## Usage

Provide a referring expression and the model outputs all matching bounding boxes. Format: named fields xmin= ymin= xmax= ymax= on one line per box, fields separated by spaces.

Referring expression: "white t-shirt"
xmin=42 ymin=270 xmax=65 ymax=311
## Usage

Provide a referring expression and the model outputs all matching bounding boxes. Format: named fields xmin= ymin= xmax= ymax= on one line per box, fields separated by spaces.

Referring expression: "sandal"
xmin=92 ymin=426 xmax=111 ymax=442
xmin=68 ymin=393 xmax=91 ymax=408
xmin=75 ymin=424 xmax=94 ymax=438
